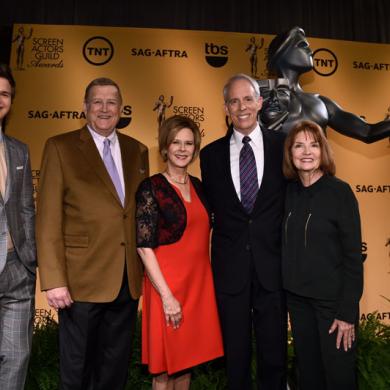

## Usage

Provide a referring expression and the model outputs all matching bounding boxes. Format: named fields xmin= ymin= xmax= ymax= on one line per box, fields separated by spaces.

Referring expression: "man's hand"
xmin=329 ymin=318 xmax=355 ymax=351
xmin=46 ymin=287 xmax=73 ymax=310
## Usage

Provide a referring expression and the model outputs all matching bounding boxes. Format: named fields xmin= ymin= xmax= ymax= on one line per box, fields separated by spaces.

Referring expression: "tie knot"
xmin=242 ymin=136 xmax=251 ymax=145
xmin=104 ymin=138 xmax=111 ymax=147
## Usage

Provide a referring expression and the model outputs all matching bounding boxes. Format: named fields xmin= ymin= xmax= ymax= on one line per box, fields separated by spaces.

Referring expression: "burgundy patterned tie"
xmin=239 ymin=136 xmax=258 ymax=213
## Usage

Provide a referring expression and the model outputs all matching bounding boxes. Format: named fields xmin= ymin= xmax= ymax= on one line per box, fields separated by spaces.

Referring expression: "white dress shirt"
xmin=87 ymin=126 xmax=125 ymax=194
xmin=230 ymin=124 xmax=264 ymax=200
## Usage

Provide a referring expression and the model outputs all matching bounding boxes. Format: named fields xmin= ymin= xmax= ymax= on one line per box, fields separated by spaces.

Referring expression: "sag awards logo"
xmin=12 ymin=26 xmax=64 ymax=70
xmin=362 ymin=241 xmax=367 ymax=262
xmin=245 ymin=36 xmax=265 ymax=78
xmin=312 ymin=48 xmax=338 ymax=76
xmin=131 ymin=47 xmax=188 ymax=58
xmin=31 ymin=169 xmax=40 ymax=204
xmin=27 ymin=105 xmax=133 ymax=128
xmin=83 ymin=36 xmax=114 ymax=66
xmin=204 ymin=42 xmax=228 ymax=68
xmin=153 ymin=95 xmax=174 ymax=129
xmin=34 ymin=308 xmax=55 ymax=325
xmin=172 ymin=104 xmax=206 ymax=137
xmin=355 ymin=184 xmax=390 ymax=193
xmin=151 ymin=94 xmax=206 ymax=136
xmin=359 ymin=238 xmax=390 ymax=322
xmin=353 ymin=60 xmax=390 ymax=71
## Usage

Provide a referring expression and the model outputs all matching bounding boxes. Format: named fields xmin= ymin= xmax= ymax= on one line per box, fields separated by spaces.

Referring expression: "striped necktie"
xmin=239 ymin=136 xmax=258 ymax=213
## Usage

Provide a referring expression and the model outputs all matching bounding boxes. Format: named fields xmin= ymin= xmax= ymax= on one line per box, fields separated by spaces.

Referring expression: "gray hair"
xmin=223 ymin=73 xmax=260 ymax=102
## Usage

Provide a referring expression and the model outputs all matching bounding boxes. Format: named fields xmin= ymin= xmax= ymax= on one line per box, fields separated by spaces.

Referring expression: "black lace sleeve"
xmin=135 ymin=178 xmax=158 ymax=248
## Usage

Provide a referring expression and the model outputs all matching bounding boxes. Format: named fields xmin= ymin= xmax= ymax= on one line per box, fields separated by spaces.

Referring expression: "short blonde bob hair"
xmin=283 ymin=120 xmax=336 ymax=179
xmin=158 ymin=115 xmax=201 ymax=163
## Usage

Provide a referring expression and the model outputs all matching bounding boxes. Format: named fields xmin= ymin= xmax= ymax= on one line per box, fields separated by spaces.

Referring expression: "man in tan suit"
xmin=36 ymin=78 xmax=149 ymax=390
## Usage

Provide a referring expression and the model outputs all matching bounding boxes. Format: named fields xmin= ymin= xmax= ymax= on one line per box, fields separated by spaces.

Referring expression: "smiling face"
xmin=84 ymin=85 xmax=121 ymax=137
xmin=291 ymin=130 xmax=322 ymax=174
xmin=0 ymin=77 xmax=12 ymax=125
xmin=224 ymin=78 xmax=263 ymax=135
xmin=166 ymin=127 xmax=195 ymax=170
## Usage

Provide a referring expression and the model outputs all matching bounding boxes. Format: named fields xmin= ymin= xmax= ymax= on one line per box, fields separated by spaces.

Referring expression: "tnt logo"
xmin=205 ymin=43 xmax=228 ymax=68
xmin=312 ymin=48 xmax=338 ymax=76
xmin=83 ymin=36 xmax=114 ymax=66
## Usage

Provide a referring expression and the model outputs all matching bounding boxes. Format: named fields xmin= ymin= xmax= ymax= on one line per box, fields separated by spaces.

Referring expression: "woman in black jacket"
xmin=282 ymin=120 xmax=363 ymax=390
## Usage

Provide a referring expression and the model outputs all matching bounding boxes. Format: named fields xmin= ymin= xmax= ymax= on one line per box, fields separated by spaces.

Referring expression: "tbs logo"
xmin=361 ymin=242 xmax=367 ymax=262
xmin=205 ymin=43 xmax=228 ymax=68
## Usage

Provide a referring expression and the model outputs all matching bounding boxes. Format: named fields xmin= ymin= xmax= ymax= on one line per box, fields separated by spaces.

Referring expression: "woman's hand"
xmin=161 ymin=294 xmax=182 ymax=329
xmin=329 ymin=319 xmax=355 ymax=351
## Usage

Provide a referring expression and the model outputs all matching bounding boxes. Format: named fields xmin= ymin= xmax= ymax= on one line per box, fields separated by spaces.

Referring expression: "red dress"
xmin=141 ymin=180 xmax=223 ymax=374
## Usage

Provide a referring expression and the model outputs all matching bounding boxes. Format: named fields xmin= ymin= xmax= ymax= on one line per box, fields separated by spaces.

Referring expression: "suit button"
xmin=123 ymin=214 xmax=128 ymax=219
xmin=120 ymin=242 xmax=126 ymax=246
xmin=248 ymin=219 xmax=252 ymax=224
xmin=246 ymin=244 xmax=251 ymax=251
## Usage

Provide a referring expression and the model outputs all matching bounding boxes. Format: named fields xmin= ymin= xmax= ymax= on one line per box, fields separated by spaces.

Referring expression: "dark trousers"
xmin=58 ymin=273 xmax=138 ymax=390
xmin=287 ymin=291 xmax=358 ymax=390
xmin=216 ymin=273 xmax=287 ymax=390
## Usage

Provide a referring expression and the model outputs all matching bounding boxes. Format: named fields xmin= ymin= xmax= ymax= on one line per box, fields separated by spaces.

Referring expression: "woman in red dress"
xmin=136 ymin=115 xmax=223 ymax=389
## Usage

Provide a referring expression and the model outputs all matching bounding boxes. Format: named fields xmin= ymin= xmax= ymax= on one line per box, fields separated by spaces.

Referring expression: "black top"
xmin=282 ymin=174 xmax=363 ymax=323
xmin=135 ymin=173 xmax=209 ymax=248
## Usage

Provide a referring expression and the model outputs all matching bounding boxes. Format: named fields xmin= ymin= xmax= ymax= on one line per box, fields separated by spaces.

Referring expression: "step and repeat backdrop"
xmin=8 ymin=24 xmax=390 ymax=323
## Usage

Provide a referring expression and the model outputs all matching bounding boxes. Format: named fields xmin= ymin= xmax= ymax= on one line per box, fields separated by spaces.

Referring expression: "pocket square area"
xmin=16 ymin=166 xmax=24 ymax=170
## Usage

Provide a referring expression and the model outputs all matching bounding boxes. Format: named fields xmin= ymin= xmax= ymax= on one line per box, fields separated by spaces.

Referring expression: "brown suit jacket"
xmin=36 ymin=126 xmax=149 ymax=301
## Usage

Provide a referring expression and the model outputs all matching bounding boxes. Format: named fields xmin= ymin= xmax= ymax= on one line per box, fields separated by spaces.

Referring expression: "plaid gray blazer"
xmin=0 ymin=134 xmax=36 ymax=274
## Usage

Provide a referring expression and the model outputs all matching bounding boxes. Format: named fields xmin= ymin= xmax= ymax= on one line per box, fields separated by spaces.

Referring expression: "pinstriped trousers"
xmin=0 ymin=250 xmax=35 ymax=390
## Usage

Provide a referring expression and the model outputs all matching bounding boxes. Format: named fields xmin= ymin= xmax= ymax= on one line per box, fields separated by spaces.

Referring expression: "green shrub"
xmin=25 ymin=315 xmax=59 ymax=390
xmin=25 ymin=313 xmax=390 ymax=389
xmin=357 ymin=314 xmax=390 ymax=389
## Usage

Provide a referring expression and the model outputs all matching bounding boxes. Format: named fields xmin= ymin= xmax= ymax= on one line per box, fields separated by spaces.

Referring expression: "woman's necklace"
xmin=165 ymin=170 xmax=189 ymax=185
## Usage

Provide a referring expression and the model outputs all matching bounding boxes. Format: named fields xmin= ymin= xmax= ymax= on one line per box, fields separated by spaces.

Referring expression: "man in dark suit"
xmin=200 ymin=73 xmax=287 ymax=389
xmin=36 ymin=78 xmax=149 ymax=390
xmin=0 ymin=63 xmax=36 ymax=390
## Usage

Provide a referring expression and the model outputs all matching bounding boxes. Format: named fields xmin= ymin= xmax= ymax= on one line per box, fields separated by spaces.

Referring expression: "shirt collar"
xmin=87 ymin=125 xmax=118 ymax=145
xmin=232 ymin=123 xmax=262 ymax=149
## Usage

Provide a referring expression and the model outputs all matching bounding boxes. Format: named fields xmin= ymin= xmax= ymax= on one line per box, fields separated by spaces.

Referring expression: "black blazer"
xmin=200 ymin=126 xmax=286 ymax=294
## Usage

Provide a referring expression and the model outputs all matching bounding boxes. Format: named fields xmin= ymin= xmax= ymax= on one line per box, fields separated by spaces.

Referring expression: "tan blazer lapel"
xmin=77 ymin=127 xmax=122 ymax=206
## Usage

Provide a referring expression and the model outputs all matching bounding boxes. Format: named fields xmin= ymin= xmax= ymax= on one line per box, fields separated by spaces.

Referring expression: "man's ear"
xmin=224 ymin=103 xmax=230 ymax=116
xmin=257 ymin=96 xmax=264 ymax=110
xmin=83 ymin=101 xmax=88 ymax=115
